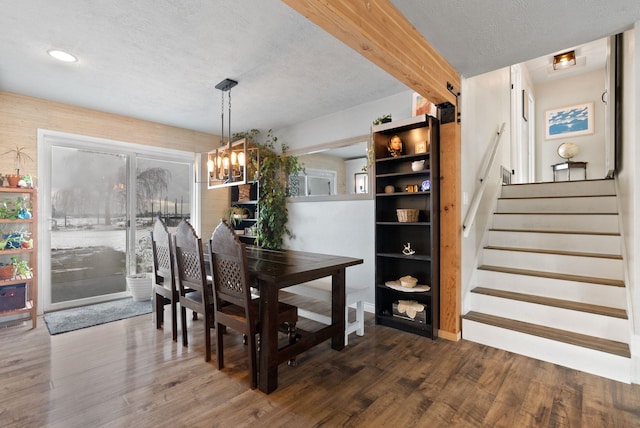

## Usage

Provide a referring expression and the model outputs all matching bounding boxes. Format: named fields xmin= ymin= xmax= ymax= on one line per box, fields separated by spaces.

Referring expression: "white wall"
xmin=617 ymin=26 xmax=639 ymax=382
xmin=460 ymin=67 xmax=512 ymax=313
xmin=277 ymin=90 xmax=415 ymax=306
xmin=534 ymin=69 xmax=607 ymax=182
xmin=284 ymin=200 xmax=375 ymax=303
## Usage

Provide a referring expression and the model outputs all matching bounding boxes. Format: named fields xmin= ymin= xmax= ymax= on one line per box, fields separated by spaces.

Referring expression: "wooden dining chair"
xmin=209 ymin=219 xmax=298 ymax=389
xmin=150 ymin=217 xmax=179 ymax=341
xmin=174 ymin=219 xmax=215 ymax=362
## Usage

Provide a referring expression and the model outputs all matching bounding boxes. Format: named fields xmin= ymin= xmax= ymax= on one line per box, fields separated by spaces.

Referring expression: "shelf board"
xmin=0 ymin=248 xmax=34 ymax=254
xmin=375 ymin=313 xmax=435 ymax=338
xmin=232 ymin=200 xmax=258 ymax=205
xmin=0 ymin=219 xmax=34 ymax=224
xmin=376 ymin=170 xmax=431 ymax=179
xmin=0 ymin=187 xmax=36 ymax=194
xmin=375 ymin=191 xmax=430 ymax=197
xmin=0 ymin=275 xmax=33 ymax=285
xmin=375 ymin=152 xmax=430 ymax=164
xmin=376 ymin=221 xmax=431 ymax=226
xmin=0 ymin=299 xmax=32 ymax=317
xmin=376 ymin=252 xmax=431 ymax=261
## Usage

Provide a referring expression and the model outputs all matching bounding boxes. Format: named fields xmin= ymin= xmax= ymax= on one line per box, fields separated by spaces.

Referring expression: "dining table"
xmin=244 ymin=246 xmax=363 ymax=393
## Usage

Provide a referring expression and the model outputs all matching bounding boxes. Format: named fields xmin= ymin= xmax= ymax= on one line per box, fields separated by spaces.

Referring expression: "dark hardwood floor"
xmin=1 ymin=301 xmax=639 ymax=427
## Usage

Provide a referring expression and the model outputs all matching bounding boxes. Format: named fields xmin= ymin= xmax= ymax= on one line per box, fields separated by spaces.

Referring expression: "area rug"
xmin=44 ymin=298 xmax=152 ymax=335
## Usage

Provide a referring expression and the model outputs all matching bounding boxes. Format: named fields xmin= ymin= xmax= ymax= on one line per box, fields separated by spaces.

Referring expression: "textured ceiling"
xmin=1 ymin=1 xmax=639 ymax=135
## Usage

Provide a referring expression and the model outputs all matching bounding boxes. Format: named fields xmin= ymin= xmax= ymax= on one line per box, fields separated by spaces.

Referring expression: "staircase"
xmin=462 ymin=179 xmax=631 ymax=383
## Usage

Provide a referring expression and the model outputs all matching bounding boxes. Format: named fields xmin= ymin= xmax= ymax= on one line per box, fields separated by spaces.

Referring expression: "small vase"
xmin=6 ymin=174 xmax=20 ymax=188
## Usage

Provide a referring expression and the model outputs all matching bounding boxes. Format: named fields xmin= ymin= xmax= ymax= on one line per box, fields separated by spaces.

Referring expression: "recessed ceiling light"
xmin=47 ymin=49 xmax=78 ymax=63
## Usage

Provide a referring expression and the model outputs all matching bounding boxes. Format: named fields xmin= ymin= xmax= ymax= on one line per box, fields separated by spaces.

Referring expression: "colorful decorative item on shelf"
xmin=421 ymin=178 xmax=431 ymax=191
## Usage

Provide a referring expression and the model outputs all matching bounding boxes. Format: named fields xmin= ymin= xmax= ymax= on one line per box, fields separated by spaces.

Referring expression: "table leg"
xmin=258 ymin=280 xmax=279 ymax=393
xmin=331 ymin=270 xmax=346 ymax=350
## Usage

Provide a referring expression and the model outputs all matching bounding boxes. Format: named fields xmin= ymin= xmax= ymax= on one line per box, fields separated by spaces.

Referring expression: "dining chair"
xmin=150 ymin=217 xmax=179 ymax=341
xmin=209 ymin=219 xmax=298 ymax=389
xmin=174 ymin=219 xmax=215 ymax=362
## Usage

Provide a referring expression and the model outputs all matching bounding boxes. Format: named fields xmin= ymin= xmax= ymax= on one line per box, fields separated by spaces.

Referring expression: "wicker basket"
xmin=396 ymin=209 xmax=419 ymax=222
xmin=238 ymin=184 xmax=252 ymax=202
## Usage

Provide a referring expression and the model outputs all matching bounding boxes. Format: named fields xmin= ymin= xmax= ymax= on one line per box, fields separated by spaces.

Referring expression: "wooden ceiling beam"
xmin=282 ymin=0 xmax=460 ymax=106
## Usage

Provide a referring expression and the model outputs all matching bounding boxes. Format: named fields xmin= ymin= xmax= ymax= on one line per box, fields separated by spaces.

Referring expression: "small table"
xmin=245 ymin=247 xmax=363 ymax=393
xmin=551 ymin=161 xmax=588 ymax=181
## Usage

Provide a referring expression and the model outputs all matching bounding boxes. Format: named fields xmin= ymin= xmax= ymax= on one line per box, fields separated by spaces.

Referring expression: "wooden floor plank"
xmin=1 ymin=305 xmax=639 ymax=427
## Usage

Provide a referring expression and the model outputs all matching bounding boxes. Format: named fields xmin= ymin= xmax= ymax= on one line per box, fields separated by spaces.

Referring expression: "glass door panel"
xmin=50 ymin=147 xmax=128 ymax=304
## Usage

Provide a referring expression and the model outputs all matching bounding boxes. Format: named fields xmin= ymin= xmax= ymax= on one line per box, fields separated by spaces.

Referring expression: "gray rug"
xmin=44 ymin=298 xmax=152 ymax=335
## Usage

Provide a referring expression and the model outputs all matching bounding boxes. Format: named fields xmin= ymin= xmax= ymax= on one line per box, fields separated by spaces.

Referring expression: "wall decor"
xmin=412 ymin=92 xmax=437 ymax=117
xmin=545 ymin=102 xmax=594 ymax=140
xmin=354 ymin=172 xmax=368 ymax=194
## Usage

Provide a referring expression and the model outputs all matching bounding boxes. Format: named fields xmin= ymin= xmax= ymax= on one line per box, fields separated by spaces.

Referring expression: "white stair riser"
xmin=496 ymin=196 xmax=617 ymax=214
xmin=492 ymin=213 xmax=619 ymax=233
xmin=468 ymin=293 xmax=628 ymax=342
xmin=501 ymin=180 xmax=615 ymax=199
xmin=477 ymin=269 xmax=627 ymax=309
xmin=482 ymin=249 xmax=623 ymax=280
xmin=486 ymin=230 xmax=621 ymax=255
xmin=462 ymin=319 xmax=630 ymax=383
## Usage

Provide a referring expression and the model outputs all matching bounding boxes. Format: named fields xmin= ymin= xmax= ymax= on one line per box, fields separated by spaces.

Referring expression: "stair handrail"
xmin=462 ymin=122 xmax=506 ymax=238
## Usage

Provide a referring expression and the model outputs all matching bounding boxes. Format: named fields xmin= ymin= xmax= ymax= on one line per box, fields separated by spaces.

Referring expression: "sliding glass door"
xmin=50 ymin=147 xmax=128 ymax=304
xmin=39 ymin=131 xmax=196 ymax=312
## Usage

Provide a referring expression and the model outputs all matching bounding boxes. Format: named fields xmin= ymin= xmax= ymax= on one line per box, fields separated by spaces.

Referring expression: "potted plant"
xmin=0 ymin=256 xmax=32 ymax=280
xmin=126 ymin=235 xmax=153 ymax=301
xmin=372 ymin=114 xmax=392 ymax=125
xmin=2 ymin=146 xmax=33 ymax=187
xmin=233 ymin=129 xmax=303 ymax=250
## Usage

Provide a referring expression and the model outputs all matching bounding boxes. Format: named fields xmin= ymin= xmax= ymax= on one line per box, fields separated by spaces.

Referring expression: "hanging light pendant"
xmin=207 ymin=78 xmax=249 ymax=189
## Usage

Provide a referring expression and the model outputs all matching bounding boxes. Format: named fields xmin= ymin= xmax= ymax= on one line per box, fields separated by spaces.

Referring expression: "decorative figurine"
xmin=402 ymin=242 xmax=415 ymax=256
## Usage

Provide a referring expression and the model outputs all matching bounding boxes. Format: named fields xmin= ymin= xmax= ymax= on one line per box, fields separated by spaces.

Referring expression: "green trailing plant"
xmin=372 ymin=114 xmax=392 ymax=125
xmin=10 ymin=256 xmax=32 ymax=277
xmin=234 ymin=129 xmax=303 ymax=250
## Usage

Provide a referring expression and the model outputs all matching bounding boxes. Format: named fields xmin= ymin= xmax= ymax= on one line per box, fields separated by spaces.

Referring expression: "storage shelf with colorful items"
xmin=0 ymin=188 xmax=37 ymax=328
xmin=372 ymin=115 xmax=439 ymax=338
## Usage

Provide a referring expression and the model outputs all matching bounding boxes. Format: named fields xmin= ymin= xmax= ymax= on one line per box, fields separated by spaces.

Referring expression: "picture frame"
xmin=545 ymin=102 xmax=594 ymax=139
xmin=415 ymin=141 xmax=428 ymax=154
xmin=354 ymin=172 xmax=368 ymax=194
xmin=412 ymin=92 xmax=437 ymax=117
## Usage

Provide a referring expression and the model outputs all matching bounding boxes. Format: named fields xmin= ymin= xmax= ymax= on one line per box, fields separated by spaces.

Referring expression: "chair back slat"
xmin=151 ymin=218 xmax=175 ymax=289
xmin=174 ymin=220 xmax=209 ymax=302
xmin=209 ymin=220 xmax=253 ymax=314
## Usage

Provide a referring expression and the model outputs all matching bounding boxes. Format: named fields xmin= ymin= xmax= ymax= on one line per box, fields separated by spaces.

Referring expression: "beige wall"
xmin=0 ymin=91 xmax=227 ymax=236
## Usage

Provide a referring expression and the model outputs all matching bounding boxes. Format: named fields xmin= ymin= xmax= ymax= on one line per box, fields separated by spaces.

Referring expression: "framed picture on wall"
xmin=354 ymin=172 xmax=368 ymax=194
xmin=545 ymin=102 xmax=594 ymax=139
xmin=412 ymin=92 xmax=437 ymax=117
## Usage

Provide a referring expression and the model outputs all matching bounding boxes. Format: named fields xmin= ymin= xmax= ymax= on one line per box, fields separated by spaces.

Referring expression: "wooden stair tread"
xmin=494 ymin=212 xmax=617 ymax=216
xmin=471 ymin=287 xmax=627 ymax=319
xmin=463 ymin=311 xmax=631 ymax=358
xmin=483 ymin=245 xmax=621 ymax=260
xmin=499 ymin=194 xmax=615 ymax=200
xmin=478 ymin=265 xmax=625 ymax=287
xmin=489 ymin=228 xmax=620 ymax=237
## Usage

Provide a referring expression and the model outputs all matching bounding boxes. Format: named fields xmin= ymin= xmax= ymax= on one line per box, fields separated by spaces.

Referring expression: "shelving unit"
xmin=229 ymin=182 xmax=259 ymax=245
xmin=0 ymin=188 xmax=37 ymax=328
xmin=373 ymin=115 xmax=439 ymax=338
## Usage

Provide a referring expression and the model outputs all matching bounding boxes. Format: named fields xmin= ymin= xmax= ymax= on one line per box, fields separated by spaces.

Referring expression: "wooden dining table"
xmin=244 ymin=246 xmax=363 ymax=393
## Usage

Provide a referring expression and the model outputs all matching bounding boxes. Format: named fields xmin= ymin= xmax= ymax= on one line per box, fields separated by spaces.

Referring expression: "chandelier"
xmin=207 ymin=78 xmax=249 ymax=189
